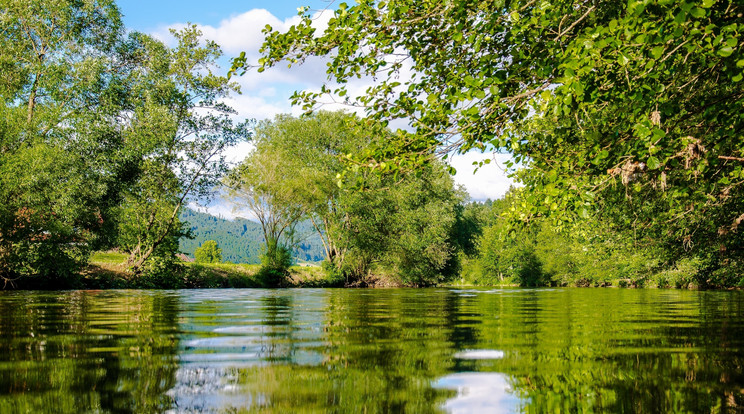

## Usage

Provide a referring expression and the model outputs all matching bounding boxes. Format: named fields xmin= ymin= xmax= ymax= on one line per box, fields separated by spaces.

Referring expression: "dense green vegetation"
xmin=457 ymin=192 xmax=710 ymax=288
xmin=194 ymin=240 xmax=222 ymax=264
xmin=224 ymin=111 xmax=470 ymax=286
xmin=1 ymin=0 xmax=742 ymax=288
xmin=240 ymin=0 xmax=744 ymax=288
xmin=0 ymin=0 xmax=248 ymax=288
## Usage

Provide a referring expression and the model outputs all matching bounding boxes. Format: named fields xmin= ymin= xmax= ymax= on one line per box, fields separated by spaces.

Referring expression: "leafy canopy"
xmin=241 ymin=0 xmax=744 ymax=272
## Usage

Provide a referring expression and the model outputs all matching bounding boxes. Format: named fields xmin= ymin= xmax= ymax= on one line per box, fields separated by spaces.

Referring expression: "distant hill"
xmin=179 ymin=208 xmax=325 ymax=264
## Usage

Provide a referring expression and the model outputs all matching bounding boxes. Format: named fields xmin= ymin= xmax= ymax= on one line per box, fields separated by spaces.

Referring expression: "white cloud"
xmin=225 ymin=141 xmax=255 ymax=165
xmin=450 ymin=152 xmax=515 ymax=201
xmin=187 ymin=197 xmax=257 ymax=222
xmin=151 ymin=9 xmax=301 ymax=54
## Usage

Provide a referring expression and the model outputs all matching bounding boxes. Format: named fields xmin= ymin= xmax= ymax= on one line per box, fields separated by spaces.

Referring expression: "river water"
xmin=0 ymin=288 xmax=742 ymax=413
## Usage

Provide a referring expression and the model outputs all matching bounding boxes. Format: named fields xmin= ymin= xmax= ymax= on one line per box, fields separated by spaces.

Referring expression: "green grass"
xmin=83 ymin=251 xmax=341 ymax=289
xmin=90 ymin=251 xmax=128 ymax=265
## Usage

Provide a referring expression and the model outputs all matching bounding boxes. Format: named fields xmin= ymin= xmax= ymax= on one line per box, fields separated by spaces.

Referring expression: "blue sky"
xmin=116 ymin=0 xmax=335 ymax=32
xmin=114 ymin=0 xmax=513 ymax=216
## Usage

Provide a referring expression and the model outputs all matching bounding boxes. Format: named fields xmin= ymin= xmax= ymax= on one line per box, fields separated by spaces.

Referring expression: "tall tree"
xmin=223 ymin=124 xmax=307 ymax=281
xmin=233 ymin=112 xmax=373 ymax=269
xmin=225 ymin=112 xmax=466 ymax=285
xmin=117 ymin=26 xmax=250 ymax=274
xmin=0 ymin=0 xmax=128 ymax=285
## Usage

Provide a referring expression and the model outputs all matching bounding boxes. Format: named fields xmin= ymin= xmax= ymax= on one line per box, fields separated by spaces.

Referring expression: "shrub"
xmin=194 ymin=240 xmax=222 ymax=264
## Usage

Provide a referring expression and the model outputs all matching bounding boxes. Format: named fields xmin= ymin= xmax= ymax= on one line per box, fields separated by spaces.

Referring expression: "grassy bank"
xmin=81 ymin=251 xmax=333 ymax=289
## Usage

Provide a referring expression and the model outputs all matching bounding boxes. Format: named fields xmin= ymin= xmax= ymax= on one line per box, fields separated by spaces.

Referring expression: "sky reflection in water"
xmin=0 ymin=288 xmax=742 ymax=413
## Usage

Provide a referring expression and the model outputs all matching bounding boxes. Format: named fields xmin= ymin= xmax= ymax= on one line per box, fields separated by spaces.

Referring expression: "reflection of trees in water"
xmin=0 ymin=291 xmax=180 ymax=413
xmin=258 ymin=294 xmax=294 ymax=361
xmin=465 ymin=290 xmax=744 ymax=413
xmin=234 ymin=290 xmax=468 ymax=413
xmin=2 ymin=289 xmax=740 ymax=413
xmin=165 ymin=291 xmax=301 ymax=412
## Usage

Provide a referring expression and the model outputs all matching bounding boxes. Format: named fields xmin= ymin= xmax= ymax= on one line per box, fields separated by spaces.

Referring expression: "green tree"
xmin=116 ymin=26 xmax=250 ymax=274
xmin=342 ymin=163 xmax=466 ymax=286
xmin=194 ymin=240 xmax=222 ymax=264
xmin=0 ymin=2 xmax=249 ymax=286
xmin=223 ymin=123 xmax=306 ymax=285
xmin=225 ymin=112 xmax=466 ymax=286
xmin=233 ymin=111 xmax=374 ymax=270
xmin=0 ymin=0 xmax=129 ymax=285
xmin=243 ymin=0 xmax=744 ymax=286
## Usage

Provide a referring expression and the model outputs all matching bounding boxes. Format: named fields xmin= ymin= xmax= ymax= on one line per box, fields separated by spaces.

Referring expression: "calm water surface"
xmin=0 ymin=288 xmax=742 ymax=413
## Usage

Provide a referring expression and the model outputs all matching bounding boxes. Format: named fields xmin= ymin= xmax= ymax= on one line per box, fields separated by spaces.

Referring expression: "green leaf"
xmin=647 ymin=156 xmax=660 ymax=170
xmin=718 ymin=46 xmax=734 ymax=57
xmin=689 ymin=7 xmax=706 ymax=18
xmin=651 ymin=46 xmax=664 ymax=59
xmin=546 ymin=170 xmax=558 ymax=182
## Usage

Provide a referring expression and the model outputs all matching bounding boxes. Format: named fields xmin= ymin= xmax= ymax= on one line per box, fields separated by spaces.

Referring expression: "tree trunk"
xmin=27 ymin=73 xmax=40 ymax=125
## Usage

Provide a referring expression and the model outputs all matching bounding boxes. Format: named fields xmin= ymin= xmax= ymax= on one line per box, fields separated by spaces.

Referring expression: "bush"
xmin=704 ymin=260 xmax=743 ymax=288
xmin=194 ymin=240 xmax=222 ymax=264
xmin=131 ymin=255 xmax=185 ymax=289
xmin=257 ymin=241 xmax=293 ymax=287
xmin=316 ymin=260 xmax=351 ymax=287
xmin=650 ymin=257 xmax=703 ymax=288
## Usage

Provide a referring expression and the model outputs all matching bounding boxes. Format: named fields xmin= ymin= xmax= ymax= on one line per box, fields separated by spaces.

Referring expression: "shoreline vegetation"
xmin=2 ymin=2 xmax=743 ymax=290
xmin=14 ymin=250 xmax=729 ymax=291
xmin=74 ymin=251 xmax=402 ymax=289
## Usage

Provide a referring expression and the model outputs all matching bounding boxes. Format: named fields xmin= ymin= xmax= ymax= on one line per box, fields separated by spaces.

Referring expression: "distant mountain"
xmin=179 ymin=208 xmax=325 ymax=264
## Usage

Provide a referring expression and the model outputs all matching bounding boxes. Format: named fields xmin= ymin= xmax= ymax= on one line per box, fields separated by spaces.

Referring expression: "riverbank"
xmin=5 ymin=251 xmax=738 ymax=290
xmin=77 ymin=252 xmax=340 ymax=289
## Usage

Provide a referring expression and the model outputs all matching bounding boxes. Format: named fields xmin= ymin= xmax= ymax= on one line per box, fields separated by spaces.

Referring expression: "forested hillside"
xmin=179 ymin=209 xmax=325 ymax=264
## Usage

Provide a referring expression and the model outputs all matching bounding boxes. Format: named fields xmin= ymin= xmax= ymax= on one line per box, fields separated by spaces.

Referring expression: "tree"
xmin=242 ymin=0 xmax=744 ymax=284
xmin=1 ymin=2 xmax=249 ymax=285
xmin=225 ymin=112 xmax=466 ymax=285
xmin=341 ymin=163 xmax=466 ymax=285
xmin=0 ymin=0 xmax=129 ymax=285
xmin=116 ymin=26 xmax=250 ymax=274
xmin=234 ymin=111 xmax=373 ymax=269
xmin=194 ymin=240 xmax=222 ymax=263
xmin=223 ymin=124 xmax=306 ymax=284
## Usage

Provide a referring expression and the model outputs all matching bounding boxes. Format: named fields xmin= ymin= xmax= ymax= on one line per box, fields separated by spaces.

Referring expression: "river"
xmin=0 ymin=288 xmax=742 ymax=413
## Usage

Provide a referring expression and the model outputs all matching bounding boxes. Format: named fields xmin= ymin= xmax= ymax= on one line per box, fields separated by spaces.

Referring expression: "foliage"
xmin=182 ymin=263 xmax=260 ymax=288
xmin=462 ymin=189 xmax=695 ymax=288
xmin=0 ymin=0 xmax=126 ymax=285
xmin=0 ymin=2 xmax=248 ymax=286
xmin=223 ymin=114 xmax=325 ymax=284
xmin=237 ymin=111 xmax=374 ymax=271
xmin=340 ymin=164 xmax=466 ymax=286
xmin=194 ymin=240 xmax=222 ymax=264
xmin=224 ymin=111 xmax=468 ymax=286
xmin=116 ymin=26 xmax=250 ymax=273
xmin=255 ymin=240 xmax=294 ymax=287
xmin=246 ymin=0 xmax=744 ymax=287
